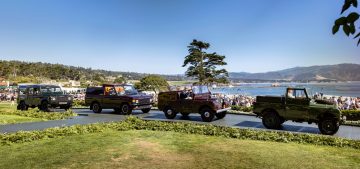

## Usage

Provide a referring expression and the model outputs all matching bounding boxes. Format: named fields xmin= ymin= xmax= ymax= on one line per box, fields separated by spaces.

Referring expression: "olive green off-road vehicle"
xmin=17 ymin=84 xmax=73 ymax=112
xmin=253 ymin=88 xmax=343 ymax=135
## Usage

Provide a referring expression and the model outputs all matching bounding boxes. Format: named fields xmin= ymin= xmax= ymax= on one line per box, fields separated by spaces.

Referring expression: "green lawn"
xmin=0 ymin=130 xmax=359 ymax=169
xmin=0 ymin=114 xmax=44 ymax=125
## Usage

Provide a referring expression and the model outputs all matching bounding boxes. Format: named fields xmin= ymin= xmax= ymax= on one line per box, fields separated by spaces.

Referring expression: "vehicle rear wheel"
xmin=164 ymin=107 xmax=177 ymax=119
xmin=318 ymin=118 xmax=339 ymax=135
xmin=92 ymin=102 xmax=102 ymax=113
xmin=141 ymin=108 xmax=151 ymax=113
xmin=121 ymin=103 xmax=132 ymax=115
xmin=40 ymin=101 xmax=51 ymax=112
xmin=200 ymin=107 xmax=215 ymax=122
xmin=215 ymin=111 xmax=227 ymax=119
xmin=18 ymin=101 xmax=28 ymax=111
xmin=262 ymin=111 xmax=281 ymax=129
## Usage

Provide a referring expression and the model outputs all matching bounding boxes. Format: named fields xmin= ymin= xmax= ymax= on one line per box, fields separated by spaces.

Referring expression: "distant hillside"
xmin=0 ymin=60 xmax=189 ymax=83
xmin=229 ymin=64 xmax=360 ymax=82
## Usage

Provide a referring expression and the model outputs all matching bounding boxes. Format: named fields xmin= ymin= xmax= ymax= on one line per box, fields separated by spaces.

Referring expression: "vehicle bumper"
xmin=132 ymin=104 xmax=152 ymax=110
xmin=216 ymin=107 xmax=231 ymax=113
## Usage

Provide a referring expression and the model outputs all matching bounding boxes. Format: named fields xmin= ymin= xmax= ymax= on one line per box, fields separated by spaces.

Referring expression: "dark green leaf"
xmin=343 ymin=24 xmax=351 ymax=36
xmin=347 ymin=12 xmax=360 ymax=22
xmin=350 ymin=23 xmax=356 ymax=34
xmin=332 ymin=24 xmax=340 ymax=34
xmin=335 ymin=17 xmax=347 ymax=25
xmin=342 ymin=0 xmax=352 ymax=14
xmin=353 ymin=0 xmax=358 ymax=7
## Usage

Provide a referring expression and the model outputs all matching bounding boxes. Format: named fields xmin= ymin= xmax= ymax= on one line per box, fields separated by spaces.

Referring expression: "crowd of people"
xmin=321 ymin=95 xmax=360 ymax=110
xmin=0 ymin=91 xmax=17 ymax=106
xmin=216 ymin=94 xmax=255 ymax=107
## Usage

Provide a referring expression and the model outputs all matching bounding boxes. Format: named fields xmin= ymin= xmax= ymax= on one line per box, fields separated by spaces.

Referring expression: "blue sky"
xmin=0 ymin=0 xmax=359 ymax=74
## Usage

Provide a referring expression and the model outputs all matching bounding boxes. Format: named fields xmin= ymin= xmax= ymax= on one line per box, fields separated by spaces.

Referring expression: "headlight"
xmin=50 ymin=97 xmax=56 ymax=101
xmin=150 ymin=98 xmax=153 ymax=103
xmin=132 ymin=99 xmax=139 ymax=104
xmin=68 ymin=97 xmax=72 ymax=101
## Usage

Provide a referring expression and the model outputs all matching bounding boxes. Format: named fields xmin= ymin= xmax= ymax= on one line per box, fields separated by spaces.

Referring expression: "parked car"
xmin=85 ymin=84 xmax=152 ymax=114
xmin=17 ymin=84 xmax=73 ymax=111
xmin=253 ymin=87 xmax=343 ymax=135
xmin=158 ymin=85 xmax=230 ymax=122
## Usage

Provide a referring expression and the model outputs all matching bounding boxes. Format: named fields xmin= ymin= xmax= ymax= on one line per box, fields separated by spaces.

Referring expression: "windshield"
xmin=115 ymin=85 xmax=138 ymax=95
xmin=40 ymin=86 xmax=63 ymax=94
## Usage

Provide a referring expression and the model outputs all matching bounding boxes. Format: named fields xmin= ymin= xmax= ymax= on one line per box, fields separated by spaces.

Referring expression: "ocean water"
xmin=210 ymin=81 xmax=360 ymax=97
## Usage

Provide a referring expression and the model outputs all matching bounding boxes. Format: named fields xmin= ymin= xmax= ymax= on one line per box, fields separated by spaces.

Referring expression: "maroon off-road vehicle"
xmin=158 ymin=85 xmax=230 ymax=122
xmin=85 ymin=84 xmax=152 ymax=114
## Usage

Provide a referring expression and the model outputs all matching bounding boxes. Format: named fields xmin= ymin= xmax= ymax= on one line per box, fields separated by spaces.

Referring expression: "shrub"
xmin=0 ymin=108 xmax=77 ymax=120
xmin=1 ymin=116 xmax=359 ymax=149
xmin=72 ymin=100 xmax=86 ymax=107
xmin=231 ymin=105 xmax=253 ymax=112
xmin=341 ymin=110 xmax=360 ymax=121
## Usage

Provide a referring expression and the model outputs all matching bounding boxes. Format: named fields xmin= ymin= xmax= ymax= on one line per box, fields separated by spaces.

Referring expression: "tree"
xmin=182 ymin=39 xmax=228 ymax=84
xmin=136 ymin=75 xmax=169 ymax=94
xmin=113 ymin=76 xmax=126 ymax=84
xmin=333 ymin=0 xmax=360 ymax=45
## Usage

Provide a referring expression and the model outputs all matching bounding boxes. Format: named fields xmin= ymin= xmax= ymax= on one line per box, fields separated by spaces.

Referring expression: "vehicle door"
xmin=103 ymin=85 xmax=122 ymax=108
xmin=32 ymin=86 xmax=43 ymax=106
xmin=285 ymin=89 xmax=310 ymax=120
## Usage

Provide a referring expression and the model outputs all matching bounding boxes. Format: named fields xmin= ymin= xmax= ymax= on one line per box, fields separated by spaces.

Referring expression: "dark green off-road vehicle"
xmin=253 ymin=88 xmax=343 ymax=135
xmin=17 ymin=84 xmax=73 ymax=112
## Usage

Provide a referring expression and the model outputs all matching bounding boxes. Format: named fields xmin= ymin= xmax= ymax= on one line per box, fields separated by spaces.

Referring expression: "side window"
xmin=104 ymin=86 xmax=116 ymax=96
xmin=295 ymin=90 xmax=306 ymax=99
xmin=33 ymin=87 xmax=40 ymax=95
xmin=192 ymin=86 xmax=200 ymax=94
xmin=28 ymin=88 xmax=34 ymax=95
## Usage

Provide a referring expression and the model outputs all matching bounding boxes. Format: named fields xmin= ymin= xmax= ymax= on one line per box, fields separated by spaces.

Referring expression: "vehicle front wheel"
xmin=141 ymin=108 xmax=151 ymax=113
xmin=164 ymin=107 xmax=177 ymax=119
xmin=40 ymin=101 xmax=51 ymax=112
xmin=18 ymin=101 xmax=28 ymax=111
xmin=92 ymin=102 xmax=102 ymax=113
xmin=318 ymin=118 xmax=340 ymax=135
xmin=200 ymin=107 xmax=215 ymax=122
xmin=262 ymin=111 xmax=281 ymax=129
xmin=121 ymin=104 xmax=132 ymax=115
xmin=215 ymin=111 xmax=227 ymax=119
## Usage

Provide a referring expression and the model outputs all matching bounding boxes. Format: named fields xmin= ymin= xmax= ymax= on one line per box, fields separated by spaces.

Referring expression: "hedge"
xmin=341 ymin=110 xmax=360 ymax=121
xmin=231 ymin=105 xmax=253 ymax=112
xmin=0 ymin=108 xmax=77 ymax=120
xmin=1 ymin=116 xmax=359 ymax=149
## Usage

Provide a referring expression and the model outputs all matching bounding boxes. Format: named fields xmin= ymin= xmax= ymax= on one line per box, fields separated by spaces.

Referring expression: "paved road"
xmin=1 ymin=109 xmax=360 ymax=140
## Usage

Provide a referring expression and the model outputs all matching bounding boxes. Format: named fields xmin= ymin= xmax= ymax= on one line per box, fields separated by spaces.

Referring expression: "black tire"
xmin=18 ymin=101 xmax=28 ymax=111
xmin=141 ymin=108 xmax=151 ymax=113
xmin=200 ymin=107 xmax=215 ymax=122
xmin=164 ymin=107 xmax=177 ymax=119
xmin=40 ymin=101 xmax=51 ymax=112
xmin=180 ymin=112 xmax=190 ymax=117
xmin=262 ymin=111 xmax=281 ymax=129
xmin=92 ymin=102 xmax=102 ymax=113
xmin=318 ymin=118 xmax=340 ymax=135
xmin=120 ymin=103 xmax=132 ymax=115
xmin=215 ymin=111 xmax=227 ymax=119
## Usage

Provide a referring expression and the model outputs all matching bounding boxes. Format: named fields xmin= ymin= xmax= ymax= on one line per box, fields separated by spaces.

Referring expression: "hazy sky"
xmin=0 ymin=0 xmax=359 ymax=74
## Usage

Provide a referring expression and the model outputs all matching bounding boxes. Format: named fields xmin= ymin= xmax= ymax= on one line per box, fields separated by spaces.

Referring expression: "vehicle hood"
xmin=309 ymin=102 xmax=337 ymax=109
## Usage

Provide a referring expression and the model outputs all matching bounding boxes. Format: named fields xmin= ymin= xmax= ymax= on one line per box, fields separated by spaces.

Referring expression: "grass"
xmin=0 ymin=115 xmax=44 ymax=125
xmin=0 ymin=130 xmax=359 ymax=169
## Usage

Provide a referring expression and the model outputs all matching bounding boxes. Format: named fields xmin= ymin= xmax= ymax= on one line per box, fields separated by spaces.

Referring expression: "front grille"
xmin=139 ymin=99 xmax=150 ymax=105
xmin=58 ymin=96 xmax=68 ymax=102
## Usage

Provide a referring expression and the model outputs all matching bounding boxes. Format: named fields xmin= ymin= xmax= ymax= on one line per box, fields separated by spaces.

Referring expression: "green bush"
xmin=0 ymin=108 xmax=77 ymax=120
xmin=231 ymin=105 xmax=253 ymax=112
xmin=341 ymin=110 xmax=360 ymax=121
xmin=1 ymin=116 xmax=359 ymax=149
xmin=72 ymin=100 xmax=86 ymax=107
